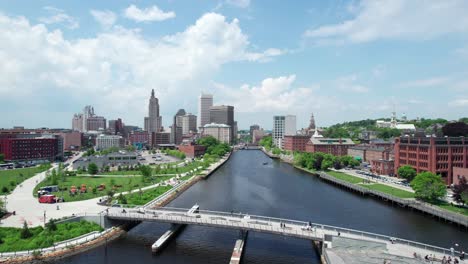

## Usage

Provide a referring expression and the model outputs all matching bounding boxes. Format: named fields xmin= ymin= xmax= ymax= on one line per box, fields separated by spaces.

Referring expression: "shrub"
xmin=20 ymin=221 xmax=33 ymax=239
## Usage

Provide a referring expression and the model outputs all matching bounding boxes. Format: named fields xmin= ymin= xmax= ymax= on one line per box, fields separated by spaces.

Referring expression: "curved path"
xmin=2 ymin=165 xmax=105 ymax=228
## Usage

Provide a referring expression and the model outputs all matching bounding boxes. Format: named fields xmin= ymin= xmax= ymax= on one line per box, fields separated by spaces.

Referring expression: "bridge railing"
xmin=121 ymin=207 xmax=457 ymax=256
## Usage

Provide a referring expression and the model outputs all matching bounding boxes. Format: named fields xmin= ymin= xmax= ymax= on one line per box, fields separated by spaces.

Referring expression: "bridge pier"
xmin=151 ymin=204 xmax=200 ymax=253
xmin=229 ymin=230 xmax=248 ymax=264
xmin=151 ymin=224 xmax=185 ymax=253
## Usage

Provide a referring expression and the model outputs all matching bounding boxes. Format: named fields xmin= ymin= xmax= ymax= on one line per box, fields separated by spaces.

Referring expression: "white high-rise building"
xmin=272 ymin=115 xmax=296 ymax=148
xmin=285 ymin=115 xmax=297 ymax=136
xmin=198 ymin=93 xmax=213 ymax=130
xmin=273 ymin=116 xmax=285 ymax=147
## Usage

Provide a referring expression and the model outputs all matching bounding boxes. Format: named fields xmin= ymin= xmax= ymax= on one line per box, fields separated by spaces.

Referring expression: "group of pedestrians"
xmin=441 ymin=255 xmax=460 ymax=264
xmin=279 ymin=222 xmax=287 ymax=229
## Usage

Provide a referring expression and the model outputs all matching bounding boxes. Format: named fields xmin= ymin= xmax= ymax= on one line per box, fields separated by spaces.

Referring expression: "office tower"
xmin=198 ymin=93 xmax=213 ymax=130
xmin=209 ymin=105 xmax=234 ymax=143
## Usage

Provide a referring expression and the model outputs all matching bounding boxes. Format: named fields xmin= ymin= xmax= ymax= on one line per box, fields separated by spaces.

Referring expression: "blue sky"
xmin=0 ymin=0 xmax=467 ymax=130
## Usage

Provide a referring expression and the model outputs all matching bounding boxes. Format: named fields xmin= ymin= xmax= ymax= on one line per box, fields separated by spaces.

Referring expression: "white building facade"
xmin=202 ymin=123 xmax=231 ymax=144
xmin=96 ymin=135 xmax=123 ymax=150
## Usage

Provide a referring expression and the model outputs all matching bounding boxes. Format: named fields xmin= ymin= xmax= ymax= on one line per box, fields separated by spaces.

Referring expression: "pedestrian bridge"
xmin=105 ymin=206 xmax=460 ymax=263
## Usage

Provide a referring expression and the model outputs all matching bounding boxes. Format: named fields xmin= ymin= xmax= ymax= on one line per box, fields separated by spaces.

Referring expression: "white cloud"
xmin=0 ymin=12 xmax=283 ymax=127
xmin=400 ymin=77 xmax=451 ymax=88
xmin=450 ymin=99 xmax=468 ymax=107
xmin=90 ymin=10 xmax=117 ymax=28
xmin=124 ymin=4 xmax=175 ymax=22
xmin=304 ymin=0 xmax=468 ymax=44
xmin=39 ymin=6 xmax=79 ymax=29
xmin=226 ymin=0 xmax=251 ymax=8
xmin=334 ymin=74 xmax=369 ymax=93
xmin=215 ymin=75 xmax=339 ymax=113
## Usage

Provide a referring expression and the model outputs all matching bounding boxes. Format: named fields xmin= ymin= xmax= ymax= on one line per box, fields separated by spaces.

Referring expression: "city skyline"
xmin=1 ymin=1 xmax=468 ymax=130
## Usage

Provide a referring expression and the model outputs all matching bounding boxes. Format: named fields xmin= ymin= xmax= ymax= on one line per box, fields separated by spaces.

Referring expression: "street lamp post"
xmin=44 ymin=210 xmax=46 ymax=227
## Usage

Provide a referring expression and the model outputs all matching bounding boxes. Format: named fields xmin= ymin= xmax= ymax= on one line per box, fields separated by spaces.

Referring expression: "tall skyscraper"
xmin=170 ymin=109 xmax=186 ymax=145
xmin=145 ymin=89 xmax=161 ymax=133
xmin=198 ymin=93 xmax=213 ymax=130
xmin=209 ymin=105 xmax=234 ymax=143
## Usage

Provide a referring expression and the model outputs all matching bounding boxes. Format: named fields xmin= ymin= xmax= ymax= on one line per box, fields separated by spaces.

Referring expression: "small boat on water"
xmin=262 ymin=162 xmax=268 ymax=165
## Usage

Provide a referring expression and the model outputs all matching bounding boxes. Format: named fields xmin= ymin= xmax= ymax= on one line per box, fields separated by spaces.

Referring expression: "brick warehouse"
xmin=394 ymin=136 xmax=468 ymax=185
xmin=0 ymin=134 xmax=63 ymax=162
xmin=282 ymin=135 xmax=310 ymax=152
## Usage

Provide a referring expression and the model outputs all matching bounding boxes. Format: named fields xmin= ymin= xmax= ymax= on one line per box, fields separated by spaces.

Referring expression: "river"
xmin=56 ymin=150 xmax=468 ymax=263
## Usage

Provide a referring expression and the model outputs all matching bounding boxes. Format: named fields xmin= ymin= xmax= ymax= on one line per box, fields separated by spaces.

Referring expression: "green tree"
xmin=258 ymin=136 xmax=273 ymax=150
xmin=410 ymin=172 xmax=447 ymax=201
xmin=118 ymin=193 xmax=127 ymax=204
xmin=46 ymin=219 xmax=57 ymax=231
xmin=88 ymin=163 xmax=99 ymax=175
xmin=20 ymin=221 xmax=33 ymax=239
xmin=0 ymin=153 xmax=4 ymax=163
xmin=272 ymin=147 xmax=281 ymax=155
xmin=453 ymin=177 xmax=468 ymax=205
xmin=397 ymin=165 xmax=417 ymax=181
xmin=139 ymin=165 xmax=152 ymax=182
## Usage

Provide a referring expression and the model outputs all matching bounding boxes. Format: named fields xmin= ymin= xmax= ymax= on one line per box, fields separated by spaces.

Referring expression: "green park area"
xmin=96 ymin=159 xmax=209 ymax=177
xmin=118 ymin=185 xmax=173 ymax=205
xmin=326 ymin=171 xmax=415 ymax=198
xmin=0 ymin=220 xmax=102 ymax=252
xmin=0 ymin=164 xmax=51 ymax=194
xmin=34 ymin=175 xmax=172 ymax=202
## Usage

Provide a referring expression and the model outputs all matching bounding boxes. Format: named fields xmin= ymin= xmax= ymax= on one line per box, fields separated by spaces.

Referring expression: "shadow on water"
xmin=56 ymin=150 xmax=468 ymax=264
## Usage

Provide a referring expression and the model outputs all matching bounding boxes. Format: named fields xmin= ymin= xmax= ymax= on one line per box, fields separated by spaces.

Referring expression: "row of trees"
xmin=162 ymin=149 xmax=186 ymax=159
xmin=294 ymin=152 xmax=360 ymax=171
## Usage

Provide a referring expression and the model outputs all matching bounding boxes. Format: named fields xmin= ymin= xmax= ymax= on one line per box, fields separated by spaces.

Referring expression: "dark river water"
xmin=57 ymin=150 xmax=468 ymax=264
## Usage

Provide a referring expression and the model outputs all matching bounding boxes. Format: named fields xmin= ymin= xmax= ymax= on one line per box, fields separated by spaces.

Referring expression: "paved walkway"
xmin=1 ymin=161 xmax=193 ymax=228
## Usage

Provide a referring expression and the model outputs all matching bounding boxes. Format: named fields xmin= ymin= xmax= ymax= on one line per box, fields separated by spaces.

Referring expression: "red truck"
xmin=38 ymin=194 xmax=56 ymax=203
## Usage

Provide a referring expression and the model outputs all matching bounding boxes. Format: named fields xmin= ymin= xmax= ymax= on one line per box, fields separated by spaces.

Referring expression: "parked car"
xmin=39 ymin=194 xmax=56 ymax=203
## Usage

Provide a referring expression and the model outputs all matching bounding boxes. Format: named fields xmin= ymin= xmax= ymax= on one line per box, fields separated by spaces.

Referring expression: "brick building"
xmin=453 ymin=167 xmax=468 ymax=185
xmin=305 ymin=137 xmax=355 ymax=156
xmin=371 ymin=159 xmax=395 ymax=176
xmin=348 ymin=146 xmax=392 ymax=162
xmin=129 ymin=131 xmax=149 ymax=146
xmin=55 ymin=131 xmax=82 ymax=151
xmin=178 ymin=142 xmax=206 ymax=158
xmin=282 ymin=135 xmax=310 ymax=152
xmin=0 ymin=134 xmax=63 ymax=162
xmin=394 ymin=136 xmax=468 ymax=185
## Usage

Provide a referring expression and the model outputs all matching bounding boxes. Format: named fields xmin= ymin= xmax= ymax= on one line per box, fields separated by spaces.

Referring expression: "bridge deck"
xmin=106 ymin=207 xmax=461 ymax=262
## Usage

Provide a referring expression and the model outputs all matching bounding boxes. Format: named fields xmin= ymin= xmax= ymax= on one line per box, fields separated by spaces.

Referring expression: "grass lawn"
xmin=327 ymin=171 xmax=364 ymax=184
xmin=0 ymin=164 xmax=51 ymax=194
xmin=0 ymin=220 xmax=102 ymax=252
xmin=363 ymin=183 xmax=415 ymax=198
xmin=98 ymin=160 xmax=208 ymax=176
xmin=34 ymin=175 xmax=172 ymax=202
xmin=431 ymin=201 xmax=468 ymax=216
xmin=101 ymin=170 xmax=142 ymax=176
xmin=122 ymin=185 xmax=173 ymax=205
